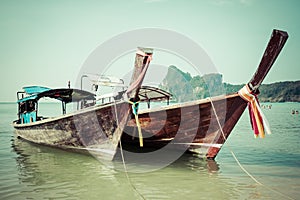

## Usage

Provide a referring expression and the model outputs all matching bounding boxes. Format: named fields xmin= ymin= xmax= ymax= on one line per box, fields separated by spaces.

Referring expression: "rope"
xmin=119 ymin=140 xmax=146 ymax=200
xmin=208 ymin=97 xmax=295 ymax=200
xmin=127 ymin=100 xmax=143 ymax=147
xmin=112 ymin=100 xmax=146 ymax=200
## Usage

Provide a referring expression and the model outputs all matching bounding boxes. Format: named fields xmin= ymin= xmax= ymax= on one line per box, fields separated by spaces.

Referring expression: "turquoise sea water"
xmin=0 ymin=102 xmax=299 ymax=200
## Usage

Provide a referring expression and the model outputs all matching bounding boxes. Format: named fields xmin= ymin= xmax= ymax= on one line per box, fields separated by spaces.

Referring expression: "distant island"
xmin=160 ymin=65 xmax=300 ymax=103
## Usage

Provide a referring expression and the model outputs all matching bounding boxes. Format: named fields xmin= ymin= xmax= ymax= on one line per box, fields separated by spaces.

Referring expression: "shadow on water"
xmin=112 ymin=145 xmax=220 ymax=174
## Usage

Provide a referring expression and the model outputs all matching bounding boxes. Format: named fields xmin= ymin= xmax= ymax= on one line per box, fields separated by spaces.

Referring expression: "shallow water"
xmin=0 ymin=102 xmax=299 ymax=199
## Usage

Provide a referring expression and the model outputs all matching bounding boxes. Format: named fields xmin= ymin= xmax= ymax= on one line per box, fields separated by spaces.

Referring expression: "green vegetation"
xmin=160 ymin=66 xmax=300 ymax=102
xmin=259 ymin=81 xmax=300 ymax=102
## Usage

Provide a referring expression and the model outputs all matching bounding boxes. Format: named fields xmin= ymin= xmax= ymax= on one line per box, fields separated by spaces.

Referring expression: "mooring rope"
xmin=112 ymin=100 xmax=146 ymax=200
xmin=208 ymin=97 xmax=295 ymax=200
xmin=119 ymin=140 xmax=146 ymax=200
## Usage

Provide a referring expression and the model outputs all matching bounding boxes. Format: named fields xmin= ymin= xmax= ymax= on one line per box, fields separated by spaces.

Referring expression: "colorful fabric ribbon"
xmin=238 ymin=84 xmax=271 ymax=138
xmin=125 ymin=49 xmax=152 ymax=147
xmin=127 ymin=100 xmax=143 ymax=147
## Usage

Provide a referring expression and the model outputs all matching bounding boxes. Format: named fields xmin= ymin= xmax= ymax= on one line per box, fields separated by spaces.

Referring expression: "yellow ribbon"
xmin=127 ymin=100 xmax=143 ymax=147
xmin=238 ymin=85 xmax=271 ymax=138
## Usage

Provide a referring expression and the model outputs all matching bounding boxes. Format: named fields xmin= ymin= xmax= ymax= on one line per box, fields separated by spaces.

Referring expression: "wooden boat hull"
xmin=14 ymin=93 xmax=246 ymax=160
xmin=124 ymin=93 xmax=247 ymax=159
xmin=13 ymin=101 xmax=130 ymax=160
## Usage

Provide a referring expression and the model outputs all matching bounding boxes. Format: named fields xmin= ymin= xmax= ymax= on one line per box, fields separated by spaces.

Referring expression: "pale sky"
xmin=0 ymin=0 xmax=299 ymax=102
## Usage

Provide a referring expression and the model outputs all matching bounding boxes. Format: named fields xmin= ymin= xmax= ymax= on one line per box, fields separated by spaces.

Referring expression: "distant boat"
xmin=13 ymin=30 xmax=288 ymax=160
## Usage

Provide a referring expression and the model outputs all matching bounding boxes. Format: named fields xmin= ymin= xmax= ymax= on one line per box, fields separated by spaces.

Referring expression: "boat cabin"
xmin=82 ymin=74 xmax=172 ymax=108
xmin=16 ymin=86 xmax=96 ymax=124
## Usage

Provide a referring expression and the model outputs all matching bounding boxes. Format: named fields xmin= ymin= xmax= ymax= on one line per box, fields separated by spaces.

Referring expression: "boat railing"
xmin=95 ymin=85 xmax=172 ymax=109
xmin=81 ymin=74 xmax=126 ymax=90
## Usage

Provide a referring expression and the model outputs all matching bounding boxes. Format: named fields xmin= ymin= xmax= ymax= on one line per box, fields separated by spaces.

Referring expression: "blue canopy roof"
xmin=17 ymin=88 xmax=96 ymax=103
xmin=23 ymin=86 xmax=51 ymax=95
xmin=36 ymin=88 xmax=96 ymax=103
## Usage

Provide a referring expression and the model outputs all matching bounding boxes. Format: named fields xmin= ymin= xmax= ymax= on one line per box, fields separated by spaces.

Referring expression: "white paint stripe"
xmin=172 ymin=142 xmax=222 ymax=148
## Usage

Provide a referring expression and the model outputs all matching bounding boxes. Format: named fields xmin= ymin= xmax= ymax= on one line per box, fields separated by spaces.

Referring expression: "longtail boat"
xmin=13 ymin=29 xmax=288 ymax=160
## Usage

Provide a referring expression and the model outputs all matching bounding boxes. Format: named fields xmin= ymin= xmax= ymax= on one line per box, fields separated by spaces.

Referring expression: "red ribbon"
xmin=238 ymin=85 xmax=271 ymax=138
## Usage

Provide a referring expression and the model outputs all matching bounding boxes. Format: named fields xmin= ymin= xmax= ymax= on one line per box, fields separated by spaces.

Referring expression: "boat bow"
xmin=111 ymin=47 xmax=153 ymax=150
xmin=239 ymin=29 xmax=288 ymax=138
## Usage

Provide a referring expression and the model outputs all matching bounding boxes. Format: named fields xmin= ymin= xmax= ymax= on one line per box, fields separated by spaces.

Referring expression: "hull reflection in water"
xmin=12 ymin=138 xmax=248 ymax=200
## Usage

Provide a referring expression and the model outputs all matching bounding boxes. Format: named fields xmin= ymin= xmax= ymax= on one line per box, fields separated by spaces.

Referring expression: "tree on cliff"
xmin=160 ymin=65 xmax=300 ymax=103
